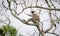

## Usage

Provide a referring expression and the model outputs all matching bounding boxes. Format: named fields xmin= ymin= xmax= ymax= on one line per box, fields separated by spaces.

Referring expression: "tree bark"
xmin=36 ymin=25 xmax=44 ymax=36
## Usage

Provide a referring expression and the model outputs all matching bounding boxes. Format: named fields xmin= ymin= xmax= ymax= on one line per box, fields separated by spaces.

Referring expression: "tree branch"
xmin=18 ymin=6 xmax=60 ymax=15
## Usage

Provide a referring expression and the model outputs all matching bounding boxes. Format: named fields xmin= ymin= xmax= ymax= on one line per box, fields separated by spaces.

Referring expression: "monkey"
xmin=51 ymin=19 xmax=59 ymax=27
xmin=51 ymin=19 xmax=56 ymax=27
xmin=27 ymin=11 xmax=40 ymax=25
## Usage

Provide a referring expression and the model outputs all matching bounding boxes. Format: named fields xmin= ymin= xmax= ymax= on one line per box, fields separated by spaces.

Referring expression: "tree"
xmin=0 ymin=25 xmax=17 ymax=36
xmin=0 ymin=0 xmax=60 ymax=36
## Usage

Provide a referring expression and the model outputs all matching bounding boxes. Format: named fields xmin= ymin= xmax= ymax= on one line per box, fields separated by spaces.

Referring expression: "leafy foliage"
xmin=0 ymin=25 xmax=17 ymax=36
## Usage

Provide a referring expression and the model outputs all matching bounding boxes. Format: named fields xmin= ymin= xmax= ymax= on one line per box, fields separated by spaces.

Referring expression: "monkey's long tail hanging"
xmin=36 ymin=25 xmax=44 ymax=36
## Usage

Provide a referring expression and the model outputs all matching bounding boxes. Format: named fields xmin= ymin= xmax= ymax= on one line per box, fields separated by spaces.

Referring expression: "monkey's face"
xmin=31 ymin=11 xmax=35 ymax=14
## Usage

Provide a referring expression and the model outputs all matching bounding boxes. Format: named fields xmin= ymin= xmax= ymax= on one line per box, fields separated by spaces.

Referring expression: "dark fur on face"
xmin=31 ymin=11 xmax=35 ymax=13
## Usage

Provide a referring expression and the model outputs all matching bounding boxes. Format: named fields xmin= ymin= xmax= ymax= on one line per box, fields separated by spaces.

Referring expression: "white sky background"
xmin=0 ymin=0 xmax=60 ymax=36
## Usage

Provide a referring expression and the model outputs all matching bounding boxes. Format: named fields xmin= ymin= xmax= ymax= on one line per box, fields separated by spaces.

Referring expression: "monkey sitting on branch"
xmin=27 ymin=11 xmax=40 ymax=25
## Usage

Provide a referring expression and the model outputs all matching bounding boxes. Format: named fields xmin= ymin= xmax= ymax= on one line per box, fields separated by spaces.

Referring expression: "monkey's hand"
xmin=23 ymin=19 xmax=28 ymax=24
xmin=27 ymin=14 xmax=32 ymax=17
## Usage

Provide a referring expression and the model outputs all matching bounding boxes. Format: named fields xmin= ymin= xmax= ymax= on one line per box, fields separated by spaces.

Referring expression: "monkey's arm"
xmin=27 ymin=14 xmax=32 ymax=17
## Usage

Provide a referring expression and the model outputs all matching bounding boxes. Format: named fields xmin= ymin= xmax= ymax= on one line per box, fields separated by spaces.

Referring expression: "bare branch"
xmin=44 ymin=0 xmax=55 ymax=33
xmin=45 ymin=0 xmax=50 ymax=7
xmin=17 ymin=6 xmax=60 ymax=15
xmin=2 ymin=0 xmax=60 ymax=36
xmin=36 ymin=0 xmax=38 ymax=6
xmin=36 ymin=25 xmax=45 ymax=36
xmin=47 ymin=32 xmax=60 ymax=36
xmin=2 ymin=0 xmax=9 ymax=10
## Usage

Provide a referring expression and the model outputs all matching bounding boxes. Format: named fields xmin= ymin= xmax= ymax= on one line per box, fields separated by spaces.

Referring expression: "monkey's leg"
xmin=27 ymin=18 xmax=37 ymax=23
xmin=27 ymin=18 xmax=33 ymax=22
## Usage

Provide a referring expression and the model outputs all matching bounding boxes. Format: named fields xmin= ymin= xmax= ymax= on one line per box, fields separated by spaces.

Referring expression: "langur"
xmin=51 ymin=19 xmax=59 ymax=27
xmin=27 ymin=11 xmax=40 ymax=25
xmin=51 ymin=19 xmax=56 ymax=27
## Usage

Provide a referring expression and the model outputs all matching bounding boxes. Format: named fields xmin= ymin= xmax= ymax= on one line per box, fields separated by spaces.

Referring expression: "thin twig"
xmin=47 ymin=32 xmax=59 ymax=36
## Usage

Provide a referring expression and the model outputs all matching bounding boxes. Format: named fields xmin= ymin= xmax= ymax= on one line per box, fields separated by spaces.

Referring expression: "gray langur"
xmin=27 ymin=11 xmax=40 ymax=25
